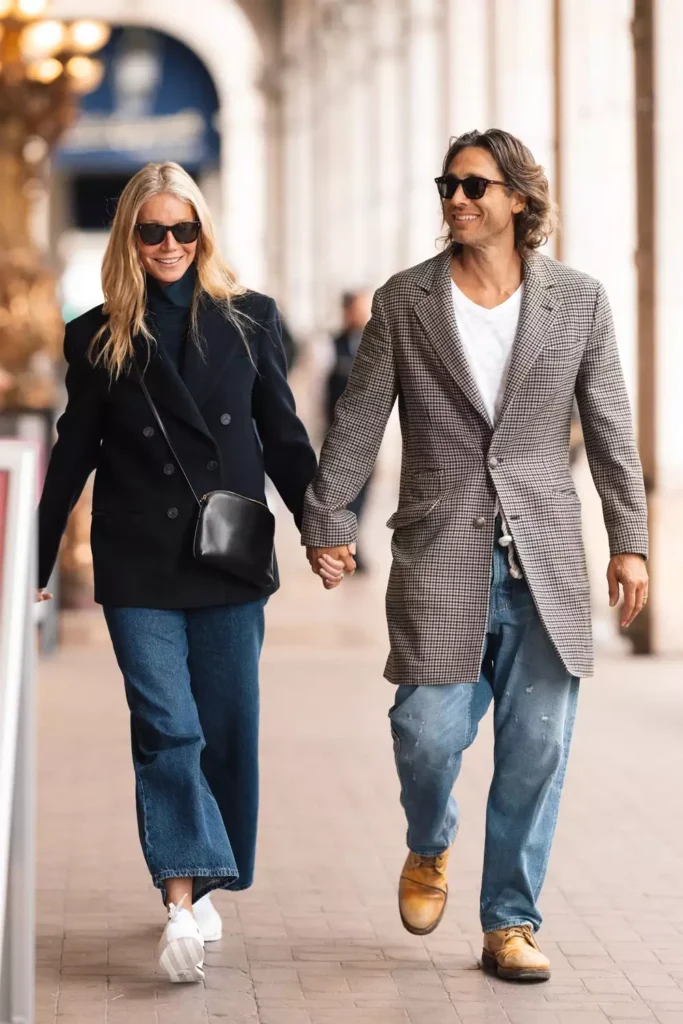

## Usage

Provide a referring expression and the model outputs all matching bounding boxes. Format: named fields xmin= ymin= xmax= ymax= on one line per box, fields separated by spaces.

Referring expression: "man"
xmin=302 ymin=129 xmax=648 ymax=981
xmin=323 ymin=290 xmax=373 ymax=570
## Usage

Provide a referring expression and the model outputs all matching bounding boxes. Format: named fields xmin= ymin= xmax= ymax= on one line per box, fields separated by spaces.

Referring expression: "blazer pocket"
xmin=386 ymin=497 xmax=442 ymax=530
xmin=405 ymin=468 xmax=445 ymax=500
xmin=541 ymin=339 xmax=586 ymax=361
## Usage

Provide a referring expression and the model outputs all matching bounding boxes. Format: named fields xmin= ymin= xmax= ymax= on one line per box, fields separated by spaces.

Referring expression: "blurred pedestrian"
xmin=303 ymin=129 xmax=648 ymax=980
xmin=324 ymin=289 xmax=372 ymax=571
xmin=36 ymin=162 xmax=316 ymax=984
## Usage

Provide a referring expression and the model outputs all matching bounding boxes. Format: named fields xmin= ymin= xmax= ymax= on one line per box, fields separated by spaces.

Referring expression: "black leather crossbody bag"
xmin=137 ymin=369 xmax=275 ymax=589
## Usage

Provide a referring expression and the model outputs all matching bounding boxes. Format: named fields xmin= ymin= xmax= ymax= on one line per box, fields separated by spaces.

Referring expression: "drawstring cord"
xmin=498 ymin=512 xmax=523 ymax=580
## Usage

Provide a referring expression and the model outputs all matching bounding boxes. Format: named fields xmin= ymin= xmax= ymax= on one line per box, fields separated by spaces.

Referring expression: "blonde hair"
xmin=91 ymin=161 xmax=247 ymax=376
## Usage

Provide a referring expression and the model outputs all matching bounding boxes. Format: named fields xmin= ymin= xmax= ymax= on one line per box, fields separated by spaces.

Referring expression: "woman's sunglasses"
xmin=434 ymin=175 xmax=509 ymax=201
xmin=136 ymin=221 xmax=201 ymax=246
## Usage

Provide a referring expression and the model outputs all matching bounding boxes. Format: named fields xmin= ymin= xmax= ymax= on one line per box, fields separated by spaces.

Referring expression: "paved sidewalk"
xmin=36 ymin=506 xmax=683 ymax=1024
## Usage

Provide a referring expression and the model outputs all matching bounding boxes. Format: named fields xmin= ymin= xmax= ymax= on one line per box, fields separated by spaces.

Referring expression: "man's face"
xmin=442 ymin=146 xmax=525 ymax=250
xmin=344 ymin=293 xmax=371 ymax=331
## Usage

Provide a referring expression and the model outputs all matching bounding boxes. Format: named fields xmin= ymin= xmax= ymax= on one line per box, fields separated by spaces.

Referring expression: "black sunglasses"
xmin=434 ymin=175 xmax=509 ymax=201
xmin=136 ymin=221 xmax=201 ymax=246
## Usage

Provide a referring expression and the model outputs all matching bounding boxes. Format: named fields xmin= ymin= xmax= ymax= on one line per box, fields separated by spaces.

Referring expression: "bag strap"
xmin=135 ymin=364 xmax=202 ymax=508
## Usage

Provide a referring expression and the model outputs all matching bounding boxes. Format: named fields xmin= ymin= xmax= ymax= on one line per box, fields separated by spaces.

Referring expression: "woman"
xmin=37 ymin=162 xmax=317 ymax=983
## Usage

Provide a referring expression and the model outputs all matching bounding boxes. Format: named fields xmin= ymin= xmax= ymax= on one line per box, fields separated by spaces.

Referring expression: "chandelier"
xmin=0 ymin=0 xmax=110 ymax=94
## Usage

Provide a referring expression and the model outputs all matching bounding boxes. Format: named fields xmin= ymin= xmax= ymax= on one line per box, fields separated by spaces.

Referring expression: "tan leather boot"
xmin=398 ymin=849 xmax=450 ymax=935
xmin=481 ymin=925 xmax=551 ymax=981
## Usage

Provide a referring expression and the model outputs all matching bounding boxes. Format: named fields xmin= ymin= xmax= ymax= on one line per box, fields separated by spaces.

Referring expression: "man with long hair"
xmin=302 ymin=130 xmax=648 ymax=980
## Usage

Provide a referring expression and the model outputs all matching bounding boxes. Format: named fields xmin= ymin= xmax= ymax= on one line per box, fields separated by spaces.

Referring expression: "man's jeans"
xmin=104 ymin=600 xmax=266 ymax=905
xmin=389 ymin=536 xmax=579 ymax=933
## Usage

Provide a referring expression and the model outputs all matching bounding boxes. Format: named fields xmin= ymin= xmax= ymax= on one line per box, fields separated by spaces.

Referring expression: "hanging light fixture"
xmin=19 ymin=19 xmax=66 ymax=59
xmin=68 ymin=20 xmax=110 ymax=55
xmin=64 ymin=54 xmax=104 ymax=94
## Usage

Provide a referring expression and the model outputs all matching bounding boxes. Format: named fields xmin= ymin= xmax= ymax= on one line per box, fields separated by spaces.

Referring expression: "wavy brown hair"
xmin=439 ymin=128 xmax=557 ymax=251
xmin=90 ymin=162 xmax=248 ymax=377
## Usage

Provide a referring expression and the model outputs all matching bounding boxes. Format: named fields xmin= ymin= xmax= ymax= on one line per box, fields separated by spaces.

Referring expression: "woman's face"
xmin=135 ymin=193 xmax=199 ymax=284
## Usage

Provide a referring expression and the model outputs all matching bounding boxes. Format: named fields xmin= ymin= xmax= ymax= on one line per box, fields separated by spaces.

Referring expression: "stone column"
xmin=401 ymin=0 xmax=447 ymax=267
xmin=281 ymin=0 xmax=316 ymax=333
xmin=369 ymin=0 xmax=404 ymax=284
xmin=654 ymin=0 xmax=683 ymax=652
xmin=559 ymin=0 xmax=637 ymax=653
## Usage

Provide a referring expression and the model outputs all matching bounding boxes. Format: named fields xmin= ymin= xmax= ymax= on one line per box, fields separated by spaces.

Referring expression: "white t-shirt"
xmin=450 ymin=279 xmax=523 ymax=427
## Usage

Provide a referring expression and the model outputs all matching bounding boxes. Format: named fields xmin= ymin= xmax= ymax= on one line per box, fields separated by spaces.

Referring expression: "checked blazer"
xmin=301 ymin=248 xmax=648 ymax=684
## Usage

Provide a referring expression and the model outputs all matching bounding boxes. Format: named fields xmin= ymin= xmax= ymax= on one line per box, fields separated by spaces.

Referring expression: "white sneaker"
xmin=193 ymin=893 xmax=223 ymax=942
xmin=158 ymin=899 xmax=205 ymax=983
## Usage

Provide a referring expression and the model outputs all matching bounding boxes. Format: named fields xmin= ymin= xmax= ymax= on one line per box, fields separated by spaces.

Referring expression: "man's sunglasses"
xmin=434 ymin=175 xmax=509 ymax=201
xmin=136 ymin=221 xmax=201 ymax=246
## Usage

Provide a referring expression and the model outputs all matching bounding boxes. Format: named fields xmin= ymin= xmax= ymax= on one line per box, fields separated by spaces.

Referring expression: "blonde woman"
xmin=37 ymin=162 xmax=317 ymax=983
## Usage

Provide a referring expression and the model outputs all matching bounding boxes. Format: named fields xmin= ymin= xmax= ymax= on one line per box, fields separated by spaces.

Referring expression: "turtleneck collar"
xmin=146 ymin=262 xmax=197 ymax=312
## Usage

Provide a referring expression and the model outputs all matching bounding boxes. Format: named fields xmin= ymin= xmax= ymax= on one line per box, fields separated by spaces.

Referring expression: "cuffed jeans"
xmin=103 ymin=600 xmax=266 ymax=905
xmin=389 ymin=534 xmax=579 ymax=934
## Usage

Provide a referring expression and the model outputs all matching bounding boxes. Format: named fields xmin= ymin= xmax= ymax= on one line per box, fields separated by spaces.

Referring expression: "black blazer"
xmin=38 ymin=291 xmax=317 ymax=608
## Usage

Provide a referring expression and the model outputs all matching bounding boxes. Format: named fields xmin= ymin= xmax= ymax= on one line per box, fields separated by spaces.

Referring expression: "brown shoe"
xmin=481 ymin=925 xmax=551 ymax=982
xmin=398 ymin=849 xmax=450 ymax=936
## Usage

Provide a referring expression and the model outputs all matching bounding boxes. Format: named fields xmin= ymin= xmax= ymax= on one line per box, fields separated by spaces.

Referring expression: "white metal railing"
xmin=0 ymin=441 xmax=37 ymax=1024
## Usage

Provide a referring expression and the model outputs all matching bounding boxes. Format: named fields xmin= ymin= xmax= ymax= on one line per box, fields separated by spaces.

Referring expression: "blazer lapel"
xmin=496 ymin=251 xmax=560 ymax=424
xmin=133 ymin=334 xmax=214 ymax=445
xmin=414 ymin=250 xmax=491 ymax=425
xmin=182 ymin=298 xmax=243 ymax=410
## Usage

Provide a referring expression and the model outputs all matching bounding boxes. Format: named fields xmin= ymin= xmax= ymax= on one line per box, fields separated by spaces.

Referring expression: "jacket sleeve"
xmin=301 ymin=287 xmax=397 ymax=548
xmin=37 ymin=323 xmax=105 ymax=588
xmin=251 ymin=298 xmax=317 ymax=529
xmin=574 ymin=282 xmax=649 ymax=558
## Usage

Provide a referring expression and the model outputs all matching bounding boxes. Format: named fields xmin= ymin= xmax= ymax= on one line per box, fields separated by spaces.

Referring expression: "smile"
xmin=154 ymin=257 xmax=184 ymax=265
xmin=453 ymin=214 xmax=479 ymax=222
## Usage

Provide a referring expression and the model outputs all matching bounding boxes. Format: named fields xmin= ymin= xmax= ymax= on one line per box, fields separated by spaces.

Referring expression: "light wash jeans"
xmin=389 ymin=530 xmax=579 ymax=933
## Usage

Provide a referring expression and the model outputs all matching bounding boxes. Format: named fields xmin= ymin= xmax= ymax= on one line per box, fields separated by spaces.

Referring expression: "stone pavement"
xmin=35 ymin=494 xmax=683 ymax=1024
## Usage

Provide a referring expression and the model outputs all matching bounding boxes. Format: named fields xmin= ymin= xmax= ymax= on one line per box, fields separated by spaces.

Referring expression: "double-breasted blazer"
xmin=302 ymin=249 xmax=648 ymax=684
xmin=38 ymin=291 xmax=317 ymax=608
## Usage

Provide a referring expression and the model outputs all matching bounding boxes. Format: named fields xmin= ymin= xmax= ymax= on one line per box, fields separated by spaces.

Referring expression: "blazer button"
xmin=163 ymin=463 xmax=175 ymax=475
xmin=220 ymin=413 xmax=231 ymax=425
xmin=167 ymin=507 xmax=179 ymax=519
xmin=489 ymin=456 xmax=499 ymax=468
xmin=473 ymin=516 xmax=486 ymax=529
xmin=143 ymin=426 xmax=154 ymax=438
xmin=207 ymin=460 xmax=218 ymax=471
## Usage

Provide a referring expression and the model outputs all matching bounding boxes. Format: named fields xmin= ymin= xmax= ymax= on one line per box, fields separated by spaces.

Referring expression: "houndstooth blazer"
xmin=301 ymin=248 xmax=648 ymax=684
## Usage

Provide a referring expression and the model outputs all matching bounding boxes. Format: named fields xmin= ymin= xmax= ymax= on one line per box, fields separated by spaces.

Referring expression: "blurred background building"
xmin=0 ymin=0 xmax=679 ymax=653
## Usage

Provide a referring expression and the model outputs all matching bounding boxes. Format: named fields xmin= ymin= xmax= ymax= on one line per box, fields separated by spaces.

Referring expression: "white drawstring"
xmin=498 ymin=512 xmax=523 ymax=580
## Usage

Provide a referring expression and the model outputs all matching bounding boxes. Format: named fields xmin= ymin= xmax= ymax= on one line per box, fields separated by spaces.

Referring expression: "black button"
xmin=163 ymin=463 xmax=175 ymax=475
xmin=220 ymin=413 xmax=231 ymax=425
xmin=167 ymin=507 xmax=179 ymax=519
xmin=473 ymin=516 xmax=486 ymax=529
xmin=510 ymin=514 xmax=520 ymax=521
xmin=143 ymin=426 xmax=154 ymax=438
xmin=207 ymin=460 xmax=218 ymax=471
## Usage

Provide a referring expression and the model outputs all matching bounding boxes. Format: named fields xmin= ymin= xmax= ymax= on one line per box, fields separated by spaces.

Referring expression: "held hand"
xmin=35 ymin=589 xmax=53 ymax=603
xmin=607 ymin=554 xmax=648 ymax=628
xmin=306 ymin=545 xmax=357 ymax=590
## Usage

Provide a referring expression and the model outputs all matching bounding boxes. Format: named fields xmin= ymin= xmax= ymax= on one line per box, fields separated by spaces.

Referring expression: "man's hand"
xmin=607 ymin=553 xmax=648 ymax=628
xmin=306 ymin=545 xmax=357 ymax=590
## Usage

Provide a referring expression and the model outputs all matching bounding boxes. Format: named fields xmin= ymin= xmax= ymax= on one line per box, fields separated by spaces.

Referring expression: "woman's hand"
xmin=306 ymin=545 xmax=356 ymax=589
xmin=35 ymin=589 xmax=53 ymax=603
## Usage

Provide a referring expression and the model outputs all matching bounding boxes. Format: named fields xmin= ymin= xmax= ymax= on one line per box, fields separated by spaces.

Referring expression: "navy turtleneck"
xmin=146 ymin=263 xmax=197 ymax=376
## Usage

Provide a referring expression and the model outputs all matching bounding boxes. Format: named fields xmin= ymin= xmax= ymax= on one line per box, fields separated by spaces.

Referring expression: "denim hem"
xmin=408 ymin=829 xmax=456 ymax=858
xmin=481 ymin=918 xmax=538 ymax=934
xmin=153 ymin=867 xmax=239 ymax=887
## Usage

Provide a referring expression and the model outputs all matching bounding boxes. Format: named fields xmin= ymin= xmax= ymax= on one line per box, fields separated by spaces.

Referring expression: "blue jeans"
xmin=103 ymin=600 xmax=266 ymax=904
xmin=389 ymin=537 xmax=579 ymax=934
